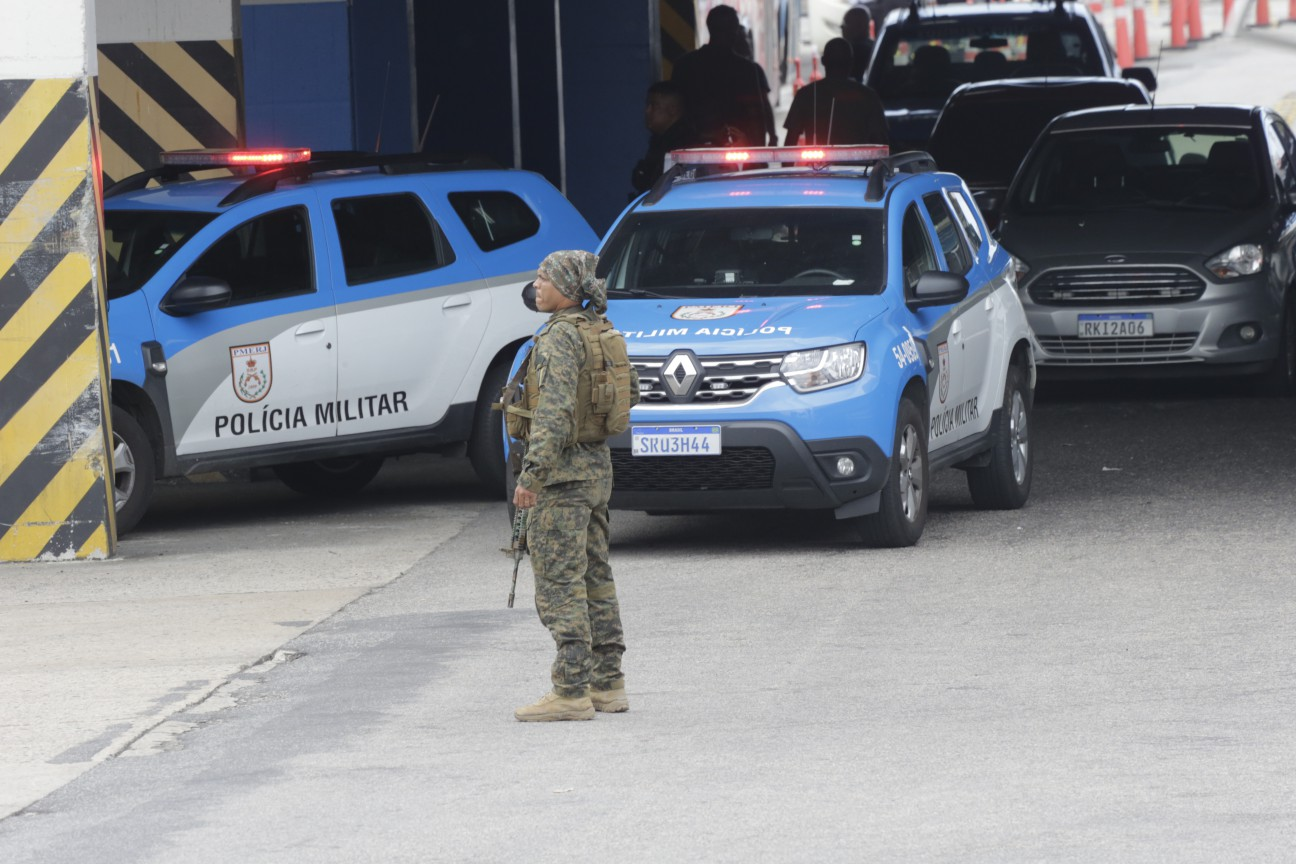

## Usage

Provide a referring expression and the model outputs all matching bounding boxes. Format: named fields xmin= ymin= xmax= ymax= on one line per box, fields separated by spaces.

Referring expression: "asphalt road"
xmin=1 ymin=378 xmax=1294 ymax=863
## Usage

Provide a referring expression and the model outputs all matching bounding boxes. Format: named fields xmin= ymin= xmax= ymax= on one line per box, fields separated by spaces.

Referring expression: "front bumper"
xmin=608 ymin=420 xmax=887 ymax=517
xmin=1022 ymin=269 xmax=1282 ymax=377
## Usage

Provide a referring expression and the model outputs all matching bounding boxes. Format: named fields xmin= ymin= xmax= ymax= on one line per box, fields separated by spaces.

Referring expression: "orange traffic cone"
xmin=793 ymin=57 xmax=804 ymax=94
xmin=1115 ymin=0 xmax=1134 ymax=67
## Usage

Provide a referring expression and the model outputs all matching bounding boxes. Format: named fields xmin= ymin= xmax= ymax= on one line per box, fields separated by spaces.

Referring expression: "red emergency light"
xmin=160 ymin=148 xmax=313 ymax=169
xmin=670 ymin=145 xmax=889 ymax=165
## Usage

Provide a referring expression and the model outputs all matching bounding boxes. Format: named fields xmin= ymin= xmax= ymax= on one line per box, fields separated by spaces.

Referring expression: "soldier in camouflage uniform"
xmin=513 ymin=250 xmax=636 ymax=722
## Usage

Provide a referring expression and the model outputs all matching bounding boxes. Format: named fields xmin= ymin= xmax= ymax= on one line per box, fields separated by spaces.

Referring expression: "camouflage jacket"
xmin=517 ymin=307 xmax=638 ymax=492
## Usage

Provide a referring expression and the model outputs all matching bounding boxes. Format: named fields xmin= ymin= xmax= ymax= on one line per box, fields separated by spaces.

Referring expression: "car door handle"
xmin=443 ymin=294 xmax=472 ymax=309
xmin=950 ymin=320 xmax=962 ymax=337
xmin=984 ymin=295 xmax=996 ymax=311
xmin=295 ymin=321 xmax=326 ymax=336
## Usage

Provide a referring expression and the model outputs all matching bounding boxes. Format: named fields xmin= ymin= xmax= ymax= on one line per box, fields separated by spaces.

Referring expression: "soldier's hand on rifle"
xmin=513 ymin=484 xmax=537 ymax=510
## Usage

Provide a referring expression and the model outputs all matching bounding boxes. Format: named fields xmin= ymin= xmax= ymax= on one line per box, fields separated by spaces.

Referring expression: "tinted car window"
xmin=601 ymin=208 xmax=886 ymax=297
xmin=1014 ymin=127 xmax=1265 ymax=211
xmin=104 ymin=211 xmax=216 ymax=300
xmin=448 ymin=191 xmax=540 ymax=251
xmin=187 ymin=206 xmax=314 ymax=305
xmin=923 ymin=192 xmax=972 ymax=274
xmin=902 ymin=204 xmax=941 ymax=292
xmin=331 ymin=193 xmax=451 ymax=285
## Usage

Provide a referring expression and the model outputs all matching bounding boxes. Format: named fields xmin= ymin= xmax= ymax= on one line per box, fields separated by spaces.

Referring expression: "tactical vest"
xmin=497 ymin=311 xmax=635 ymax=444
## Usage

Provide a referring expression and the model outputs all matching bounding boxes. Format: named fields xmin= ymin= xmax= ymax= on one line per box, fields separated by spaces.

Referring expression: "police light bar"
xmin=160 ymin=148 xmax=313 ymax=168
xmin=670 ymin=145 xmax=889 ymax=165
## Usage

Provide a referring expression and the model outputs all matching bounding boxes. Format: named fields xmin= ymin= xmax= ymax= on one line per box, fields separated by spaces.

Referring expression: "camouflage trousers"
xmin=527 ymin=475 xmax=625 ymax=698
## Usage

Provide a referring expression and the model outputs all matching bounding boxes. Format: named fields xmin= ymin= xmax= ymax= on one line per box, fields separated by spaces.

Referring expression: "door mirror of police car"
xmin=911 ymin=271 xmax=969 ymax=309
xmin=1121 ymin=67 xmax=1157 ymax=92
xmin=161 ymin=276 xmax=234 ymax=317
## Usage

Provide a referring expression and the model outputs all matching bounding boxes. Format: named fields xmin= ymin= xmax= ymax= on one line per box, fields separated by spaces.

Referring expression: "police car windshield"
xmin=1013 ymin=127 xmax=1264 ymax=212
xmin=104 ymin=210 xmax=217 ymax=300
xmin=602 ymin=209 xmax=885 ymax=298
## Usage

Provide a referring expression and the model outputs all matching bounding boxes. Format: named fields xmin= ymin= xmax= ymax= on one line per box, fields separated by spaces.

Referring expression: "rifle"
xmin=508 ymin=507 xmax=529 ymax=608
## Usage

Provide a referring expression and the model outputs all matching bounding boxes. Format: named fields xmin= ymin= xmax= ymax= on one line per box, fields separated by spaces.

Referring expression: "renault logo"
xmin=660 ymin=350 xmax=701 ymax=402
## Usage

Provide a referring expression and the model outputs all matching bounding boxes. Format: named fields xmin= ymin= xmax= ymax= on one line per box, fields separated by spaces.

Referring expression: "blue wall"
xmin=243 ymin=2 xmax=354 ymax=149
xmin=244 ymin=0 xmax=658 ymax=234
xmin=243 ymin=0 xmax=413 ymax=153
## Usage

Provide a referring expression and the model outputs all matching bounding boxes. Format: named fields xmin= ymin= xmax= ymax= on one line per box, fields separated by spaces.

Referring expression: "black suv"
xmin=927 ymin=76 xmax=1150 ymax=228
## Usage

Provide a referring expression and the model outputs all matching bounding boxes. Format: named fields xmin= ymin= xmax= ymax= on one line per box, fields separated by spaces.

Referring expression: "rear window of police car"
xmin=448 ymin=191 xmax=540 ymax=251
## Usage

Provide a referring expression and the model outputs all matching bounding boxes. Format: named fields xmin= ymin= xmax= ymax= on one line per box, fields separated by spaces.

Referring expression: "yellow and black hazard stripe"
xmin=660 ymin=0 xmax=698 ymax=79
xmin=0 ymin=77 xmax=115 ymax=560
xmin=96 ymin=40 xmax=241 ymax=185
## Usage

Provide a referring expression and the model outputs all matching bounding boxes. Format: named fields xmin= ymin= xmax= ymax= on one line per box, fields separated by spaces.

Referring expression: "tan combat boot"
xmin=514 ymin=690 xmax=595 ymax=722
xmin=591 ymin=683 xmax=629 ymax=713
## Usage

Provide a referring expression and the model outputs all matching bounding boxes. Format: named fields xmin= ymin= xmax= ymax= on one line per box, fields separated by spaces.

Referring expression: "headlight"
xmin=1206 ymin=244 xmax=1264 ymax=278
xmin=780 ymin=342 xmax=866 ymax=393
xmin=999 ymin=244 xmax=1030 ymax=284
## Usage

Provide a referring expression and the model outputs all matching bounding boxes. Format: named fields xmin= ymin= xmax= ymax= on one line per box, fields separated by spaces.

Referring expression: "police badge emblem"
xmin=230 ymin=342 xmax=272 ymax=403
xmin=671 ymin=304 xmax=743 ymax=321
xmin=937 ymin=341 xmax=950 ymax=404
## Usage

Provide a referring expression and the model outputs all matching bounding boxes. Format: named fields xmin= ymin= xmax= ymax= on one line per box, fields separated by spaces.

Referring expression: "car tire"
xmin=468 ymin=359 xmax=511 ymax=498
xmin=855 ymin=396 xmax=928 ymax=548
xmin=966 ymin=364 xmax=1033 ymax=510
xmin=111 ymin=405 xmax=156 ymax=536
xmin=273 ymin=456 xmax=384 ymax=497
xmin=1258 ymin=299 xmax=1296 ymax=397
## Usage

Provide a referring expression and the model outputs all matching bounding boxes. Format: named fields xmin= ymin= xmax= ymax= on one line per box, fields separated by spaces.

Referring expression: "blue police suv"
xmin=598 ymin=145 xmax=1036 ymax=546
xmin=104 ymin=148 xmax=597 ymax=533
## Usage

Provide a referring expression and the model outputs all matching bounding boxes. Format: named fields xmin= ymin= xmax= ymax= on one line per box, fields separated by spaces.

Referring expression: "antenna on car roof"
xmin=373 ymin=61 xmax=392 ymax=153
xmin=419 ymin=94 xmax=442 ymax=152
xmin=1150 ymin=44 xmax=1163 ymax=107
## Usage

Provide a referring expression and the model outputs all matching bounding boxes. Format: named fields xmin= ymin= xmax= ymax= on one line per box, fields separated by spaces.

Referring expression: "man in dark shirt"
xmin=783 ymin=38 xmax=889 ymax=147
xmin=672 ymin=4 xmax=776 ymax=146
xmin=842 ymin=5 xmax=874 ymax=84
xmin=631 ymin=81 xmax=697 ymax=194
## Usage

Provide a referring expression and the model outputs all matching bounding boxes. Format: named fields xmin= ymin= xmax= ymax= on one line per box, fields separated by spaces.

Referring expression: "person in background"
xmin=783 ymin=38 xmax=889 ymax=147
xmin=631 ymin=81 xmax=697 ymax=194
xmin=842 ymin=5 xmax=874 ymax=84
xmin=672 ymin=4 xmax=777 ymax=146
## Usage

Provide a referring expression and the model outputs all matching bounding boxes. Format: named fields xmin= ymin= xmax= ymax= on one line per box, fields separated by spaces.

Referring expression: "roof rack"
xmin=641 ymin=144 xmax=891 ymax=206
xmin=639 ymin=146 xmax=935 ymax=206
xmin=104 ymin=150 xmax=501 ymax=206
xmin=863 ymin=151 xmax=938 ymax=201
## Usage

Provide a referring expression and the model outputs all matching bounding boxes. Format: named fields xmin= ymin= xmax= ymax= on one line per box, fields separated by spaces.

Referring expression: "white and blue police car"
xmin=597 ymin=144 xmax=1036 ymax=546
xmin=105 ymin=148 xmax=597 ymax=532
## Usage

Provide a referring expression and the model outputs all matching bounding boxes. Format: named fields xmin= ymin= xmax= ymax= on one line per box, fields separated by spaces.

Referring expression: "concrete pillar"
xmin=0 ymin=0 xmax=116 ymax=560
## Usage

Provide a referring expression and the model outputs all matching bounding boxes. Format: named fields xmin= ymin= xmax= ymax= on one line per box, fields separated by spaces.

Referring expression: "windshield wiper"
xmin=606 ymin=287 xmax=683 ymax=299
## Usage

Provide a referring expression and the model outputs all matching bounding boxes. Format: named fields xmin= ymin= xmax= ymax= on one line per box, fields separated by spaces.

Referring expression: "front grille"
xmin=612 ymin=447 xmax=775 ymax=491
xmin=1029 ymin=266 xmax=1205 ymax=306
xmin=1036 ymin=333 xmax=1200 ymax=364
xmin=633 ymin=353 xmax=783 ymax=404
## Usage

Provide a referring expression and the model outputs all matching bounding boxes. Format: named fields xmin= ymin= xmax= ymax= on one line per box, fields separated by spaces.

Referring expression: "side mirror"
xmin=911 ymin=271 xmax=969 ymax=308
xmin=161 ymin=275 xmax=233 ymax=316
xmin=1122 ymin=67 xmax=1157 ymax=92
